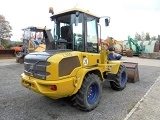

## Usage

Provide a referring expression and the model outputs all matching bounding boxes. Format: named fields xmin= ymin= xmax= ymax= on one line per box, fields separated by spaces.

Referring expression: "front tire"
xmin=110 ymin=65 xmax=128 ymax=91
xmin=72 ymin=73 xmax=102 ymax=111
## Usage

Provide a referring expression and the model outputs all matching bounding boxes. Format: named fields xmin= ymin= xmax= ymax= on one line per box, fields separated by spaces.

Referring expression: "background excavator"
xmin=16 ymin=26 xmax=50 ymax=63
xmin=125 ymin=36 xmax=145 ymax=57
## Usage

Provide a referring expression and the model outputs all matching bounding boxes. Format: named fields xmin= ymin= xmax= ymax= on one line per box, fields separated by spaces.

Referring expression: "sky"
xmin=0 ymin=0 xmax=160 ymax=41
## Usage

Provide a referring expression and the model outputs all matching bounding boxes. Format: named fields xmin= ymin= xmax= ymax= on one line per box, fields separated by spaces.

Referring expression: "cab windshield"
xmin=53 ymin=13 xmax=83 ymax=50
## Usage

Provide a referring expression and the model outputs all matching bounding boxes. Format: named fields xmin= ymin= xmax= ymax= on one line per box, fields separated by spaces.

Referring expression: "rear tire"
xmin=72 ymin=73 xmax=102 ymax=111
xmin=110 ymin=65 xmax=128 ymax=91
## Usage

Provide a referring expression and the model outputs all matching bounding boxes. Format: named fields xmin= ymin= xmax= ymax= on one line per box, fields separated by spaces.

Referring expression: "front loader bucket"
xmin=0 ymin=49 xmax=16 ymax=58
xmin=122 ymin=62 xmax=139 ymax=83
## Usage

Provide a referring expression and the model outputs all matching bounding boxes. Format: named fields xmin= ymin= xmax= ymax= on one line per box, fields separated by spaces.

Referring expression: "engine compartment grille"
xmin=24 ymin=60 xmax=50 ymax=80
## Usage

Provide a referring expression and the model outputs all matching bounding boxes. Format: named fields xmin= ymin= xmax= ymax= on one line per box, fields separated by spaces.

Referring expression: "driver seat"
xmin=61 ymin=26 xmax=72 ymax=49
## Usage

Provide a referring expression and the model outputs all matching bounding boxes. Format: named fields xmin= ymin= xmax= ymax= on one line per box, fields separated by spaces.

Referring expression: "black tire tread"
xmin=71 ymin=73 xmax=102 ymax=111
xmin=110 ymin=65 xmax=127 ymax=91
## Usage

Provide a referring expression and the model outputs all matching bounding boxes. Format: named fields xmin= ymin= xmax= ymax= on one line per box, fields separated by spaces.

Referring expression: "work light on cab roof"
xmin=49 ymin=7 xmax=54 ymax=15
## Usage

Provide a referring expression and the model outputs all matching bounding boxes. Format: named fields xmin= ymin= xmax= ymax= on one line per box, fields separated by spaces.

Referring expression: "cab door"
xmin=81 ymin=14 xmax=100 ymax=67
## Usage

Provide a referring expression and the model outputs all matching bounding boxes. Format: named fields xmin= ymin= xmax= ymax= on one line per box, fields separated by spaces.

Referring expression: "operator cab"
xmin=22 ymin=27 xmax=49 ymax=46
xmin=22 ymin=26 xmax=51 ymax=53
xmin=50 ymin=8 xmax=110 ymax=53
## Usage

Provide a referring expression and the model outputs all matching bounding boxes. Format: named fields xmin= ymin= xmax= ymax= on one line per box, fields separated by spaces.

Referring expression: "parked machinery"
xmin=0 ymin=45 xmax=16 ymax=58
xmin=113 ymin=40 xmax=124 ymax=54
xmin=125 ymin=36 xmax=145 ymax=57
xmin=102 ymin=37 xmax=123 ymax=60
xmin=21 ymin=8 xmax=130 ymax=111
xmin=16 ymin=26 xmax=50 ymax=63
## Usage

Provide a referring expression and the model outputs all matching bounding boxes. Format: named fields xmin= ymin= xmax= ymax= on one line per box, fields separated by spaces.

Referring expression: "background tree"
xmin=145 ymin=32 xmax=150 ymax=40
xmin=141 ymin=32 xmax=145 ymax=40
xmin=150 ymin=36 xmax=157 ymax=40
xmin=135 ymin=32 xmax=159 ymax=41
xmin=0 ymin=14 xmax=12 ymax=47
xmin=135 ymin=32 xmax=141 ymax=40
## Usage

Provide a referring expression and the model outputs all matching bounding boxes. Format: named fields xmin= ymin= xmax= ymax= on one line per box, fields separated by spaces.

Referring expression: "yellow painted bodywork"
xmin=21 ymin=73 xmax=76 ymax=99
xmin=21 ymin=9 xmax=123 ymax=99
xmin=21 ymin=49 xmax=122 ymax=99
xmin=34 ymin=44 xmax=46 ymax=52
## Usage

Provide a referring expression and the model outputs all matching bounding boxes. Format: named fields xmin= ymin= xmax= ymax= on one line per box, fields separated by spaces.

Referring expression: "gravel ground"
xmin=0 ymin=58 xmax=18 ymax=66
xmin=0 ymin=57 xmax=160 ymax=120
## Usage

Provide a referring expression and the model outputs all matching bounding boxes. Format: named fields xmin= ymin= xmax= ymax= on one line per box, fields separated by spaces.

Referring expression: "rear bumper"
xmin=21 ymin=73 xmax=76 ymax=99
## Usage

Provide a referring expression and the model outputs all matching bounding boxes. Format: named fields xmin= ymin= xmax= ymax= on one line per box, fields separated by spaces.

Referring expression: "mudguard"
xmin=107 ymin=61 xmax=121 ymax=74
xmin=72 ymin=67 xmax=102 ymax=95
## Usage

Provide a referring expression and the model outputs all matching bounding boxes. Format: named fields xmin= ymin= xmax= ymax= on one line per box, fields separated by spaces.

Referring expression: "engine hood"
xmin=25 ymin=49 xmax=72 ymax=61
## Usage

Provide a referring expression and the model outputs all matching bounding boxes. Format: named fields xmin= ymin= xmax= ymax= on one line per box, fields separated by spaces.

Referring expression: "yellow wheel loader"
xmin=21 ymin=8 xmax=128 ymax=111
xmin=16 ymin=26 xmax=50 ymax=63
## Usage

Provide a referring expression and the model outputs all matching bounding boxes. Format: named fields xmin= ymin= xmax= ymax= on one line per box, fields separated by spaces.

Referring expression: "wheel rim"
xmin=121 ymin=71 xmax=127 ymax=85
xmin=87 ymin=83 xmax=99 ymax=104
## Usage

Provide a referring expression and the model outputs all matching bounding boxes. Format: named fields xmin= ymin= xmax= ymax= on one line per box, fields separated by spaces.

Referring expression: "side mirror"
xmin=105 ymin=18 xmax=110 ymax=26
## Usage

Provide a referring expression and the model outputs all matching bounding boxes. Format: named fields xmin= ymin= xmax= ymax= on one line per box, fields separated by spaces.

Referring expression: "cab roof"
xmin=50 ymin=7 xmax=100 ymax=19
xmin=22 ymin=26 xmax=51 ymax=31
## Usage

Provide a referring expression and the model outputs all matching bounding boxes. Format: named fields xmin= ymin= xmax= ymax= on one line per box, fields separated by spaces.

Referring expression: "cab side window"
xmin=86 ymin=16 xmax=98 ymax=53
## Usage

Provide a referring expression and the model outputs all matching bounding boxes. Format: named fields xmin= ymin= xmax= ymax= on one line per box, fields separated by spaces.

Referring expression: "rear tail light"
xmin=50 ymin=85 xmax=57 ymax=91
